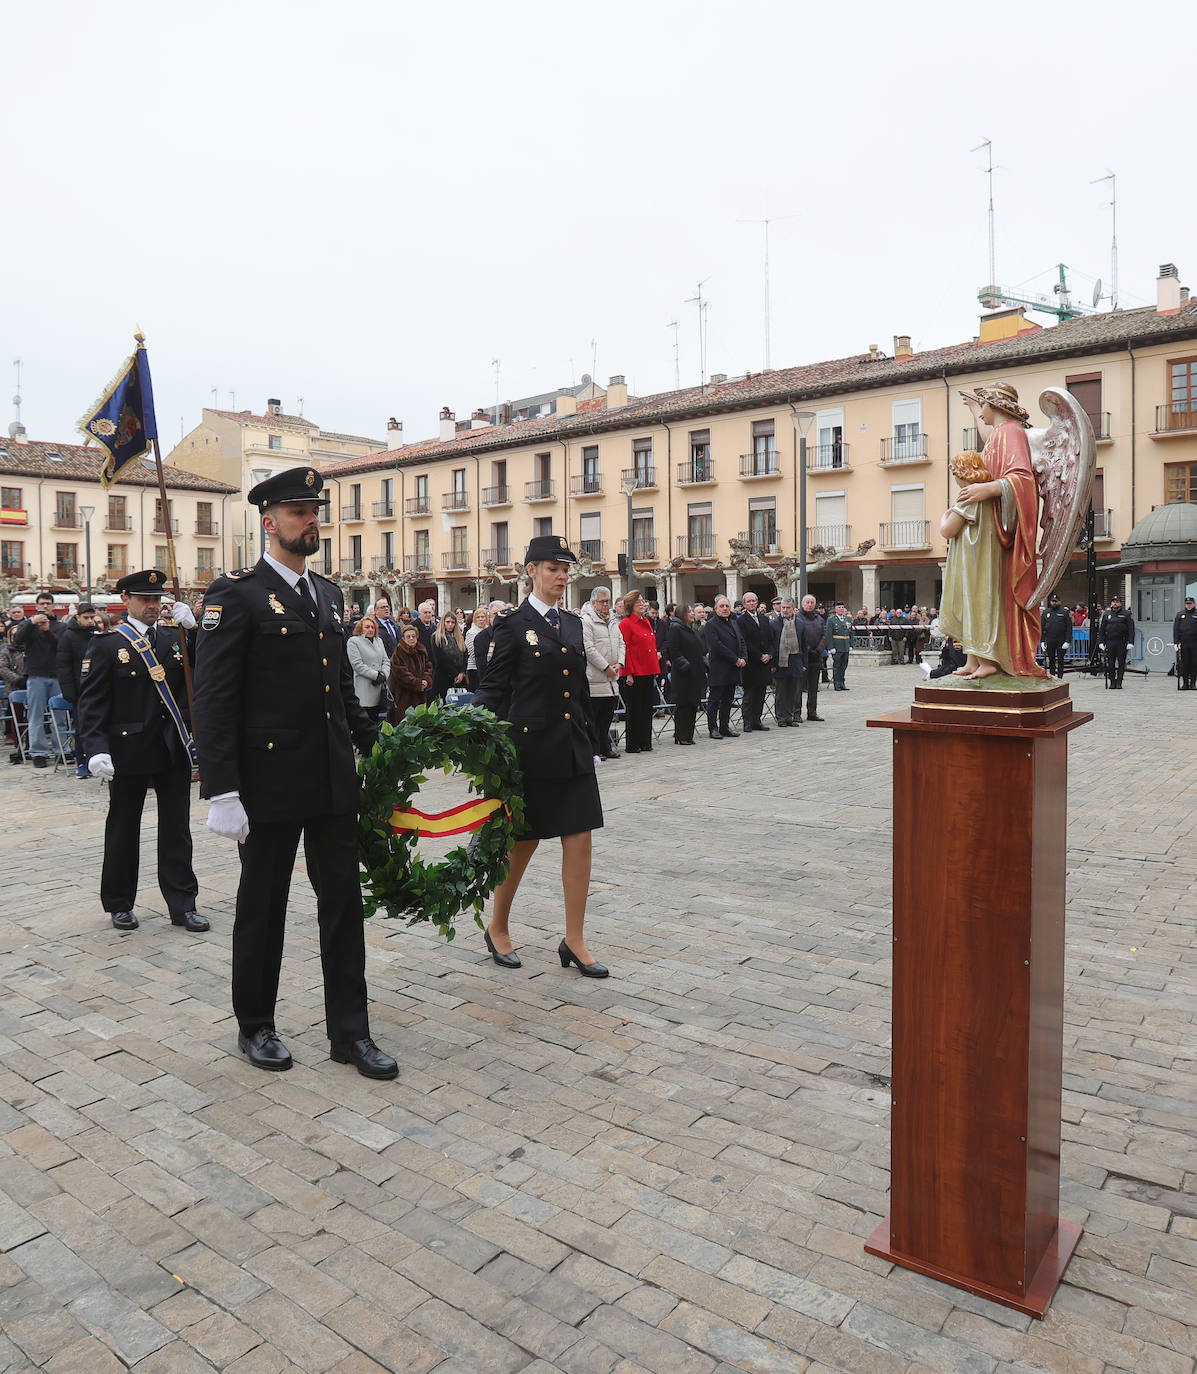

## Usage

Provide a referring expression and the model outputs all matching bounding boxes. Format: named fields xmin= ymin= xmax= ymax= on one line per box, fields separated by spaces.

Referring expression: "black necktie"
xmin=546 ymin=607 xmax=560 ymax=630
xmin=147 ymin=624 xmax=157 ymax=649
xmin=296 ymin=577 xmax=317 ymax=616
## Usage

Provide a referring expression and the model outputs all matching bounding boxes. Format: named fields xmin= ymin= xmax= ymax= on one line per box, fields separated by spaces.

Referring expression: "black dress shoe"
xmin=484 ymin=929 xmax=522 ymax=968
xmin=755 ymin=723 xmax=770 ymax=731
xmin=776 ymin=719 xmax=790 ymax=726
xmin=601 ymin=751 xmax=621 ymax=760
xmin=675 ymin=738 xmax=694 ymax=745
xmin=723 ymin=727 xmax=740 ymax=737
xmin=558 ymin=940 xmax=609 ymax=978
xmin=33 ymin=756 xmax=48 ymax=769
xmin=709 ymin=730 xmax=723 ymax=740
xmin=238 ymin=1028 xmax=292 ymax=1071
xmin=807 ymin=714 xmax=825 ymax=722
xmin=330 ymin=1037 xmax=398 ymax=1079
xmin=110 ymin=911 xmax=138 ymax=931
xmin=171 ymin=911 xmax=210 ymax=933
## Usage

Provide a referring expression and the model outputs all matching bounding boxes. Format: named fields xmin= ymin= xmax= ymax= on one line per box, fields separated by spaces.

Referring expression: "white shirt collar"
xmin=527 ymin=592 xmax=559 ymax=620
xmin=126 ymin=615 xmax=153 ymax=635
xmin=264 ymin=551 xmax=309 ymax=591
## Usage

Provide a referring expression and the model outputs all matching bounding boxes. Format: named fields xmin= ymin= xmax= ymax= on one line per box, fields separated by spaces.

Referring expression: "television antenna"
xmin=666 ymin=320 xmax=680 ymax=389
xmin=738 ymin=213 xmax=798 ymax=370
xmin=972 ymin=137 xmax=997 ymax=293
xmin=491 ymin=358 xmax=501 ymax=418
xmin=685 ymin=279 xmax=711 ymax=389
xmin=1090 ymin=170 xmax=1118 ymax=309
xmin=12 ymin=359 xmax=22 ymax=426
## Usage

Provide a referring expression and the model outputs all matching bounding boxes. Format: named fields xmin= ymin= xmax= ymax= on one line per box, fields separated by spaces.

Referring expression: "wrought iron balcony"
xmin=404 ymin=552 xmax=431 ymax=574
xmin=570 ymin=473 xmax=603 ymax=496
xmin=52 ymin=511 xmax=84 ymax=529
xmin=441 ymin=548 xmax=470 ymax=571
xmin=481 ymin=484 xmax=511 ymax=507
xmin=481 ymin=546 xmax=512 ymax=566
xmin=441 ymin=491 xmax=469 ymax=513
xmin=194 ymin=520 xmax=220 ymax=537
xmin=404 ymin=496 xmax=430 ymax=517
xmin=1094 ymin=508 xmax=1113 ymax=539
xmin=104 ymin=515 xmax=133 ymax=531
xmin=806 ymin=443 xmax=851 ymax=472
xmin=339 ymin=557 xmax=361 ymax=575
xmin=152 ymin=518 xmax=180 ymax=535
xmin=1091 ymin=411 xmax=1112 ymax=441
xmin=739 ymin=451 xmax=779 ymax=478
xmin=372 ymin=500 xmax=395 ymax=518
xmin=524 ymin=479 xmax=556 ymax=502
xmin=579 ymin=539 xmax=603 ymax=562
xmin=676 ymin=535 xmax=716 ymax=560
xmin=878 ymin=519 xmax=931 ymax=550
xmin=805 ymin=524 xmax=851 ymax=551
xmin=736 ymin=529 xmax=783 ymax=555
xmin=54 ymin=560 xmax=79 ymax=579
xmin=676 ymin=459 xmax=716 ymax=484
xmin=341 ymin=503 xmax=363 ymax=521
xmin=621 ymin=537 xmax=657 ymax=561
xmin=880 ymin=434 xmax=930 ymax=464
xmin=370 ymin=555 xmax=397 ymax=571
xmin=619 ymin=467 xmax=656 ymax=491
xmin=1154 ymin=403 xmax=1197 ymax=434
xmin=318 ymin=502 xmax=333 ymax=524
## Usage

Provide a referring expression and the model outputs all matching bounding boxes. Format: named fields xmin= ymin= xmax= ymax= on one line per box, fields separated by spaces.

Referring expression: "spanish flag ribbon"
xmin=389 ymin=797 xmax=507 ymax=838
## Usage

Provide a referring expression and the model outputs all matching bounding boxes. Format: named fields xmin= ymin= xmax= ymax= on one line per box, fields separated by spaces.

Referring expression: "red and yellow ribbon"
xmin=389 ymin=797 xmax=507 ymax=839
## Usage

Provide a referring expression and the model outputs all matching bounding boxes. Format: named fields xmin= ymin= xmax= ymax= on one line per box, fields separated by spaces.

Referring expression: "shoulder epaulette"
xmin=227 ymin=567 xmax=256 ymax=580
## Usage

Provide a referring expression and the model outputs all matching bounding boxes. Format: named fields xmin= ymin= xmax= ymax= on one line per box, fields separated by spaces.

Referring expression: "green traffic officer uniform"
xmin=827 ymin=610 xmax=853 ymax=690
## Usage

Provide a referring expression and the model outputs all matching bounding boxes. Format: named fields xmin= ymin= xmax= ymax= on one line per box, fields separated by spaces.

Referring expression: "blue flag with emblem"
xmin=77 ymin=337 xmax=158 ymax=488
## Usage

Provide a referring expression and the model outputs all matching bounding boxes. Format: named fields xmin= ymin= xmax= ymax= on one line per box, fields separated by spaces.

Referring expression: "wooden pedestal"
xmin=865 ymin=680 xmax=1091 ymax=1318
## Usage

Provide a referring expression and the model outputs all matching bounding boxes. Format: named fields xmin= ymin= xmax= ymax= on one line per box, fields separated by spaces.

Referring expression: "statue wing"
xmin=1027 ymin=386 xmax=1096 ymax=607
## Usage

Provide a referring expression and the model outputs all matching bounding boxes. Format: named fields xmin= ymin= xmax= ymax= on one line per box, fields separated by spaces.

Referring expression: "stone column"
xmin=860 ymin=563 xmax=878 ymax=613
xmin=434 ymin=580 xmax=453 ymax=613
xmin=723 ymin=569 xmax=741 ymax=603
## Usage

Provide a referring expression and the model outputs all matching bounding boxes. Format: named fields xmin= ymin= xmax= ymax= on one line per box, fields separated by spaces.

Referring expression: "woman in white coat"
xmin=580 ymin=586 xmax=625 ymax=759
xmin=346 ymin=616 xmax=390 ymax=718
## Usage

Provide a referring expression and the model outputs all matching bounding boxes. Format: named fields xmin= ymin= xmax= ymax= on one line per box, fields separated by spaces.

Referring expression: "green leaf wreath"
xmin=357 ymin=701 xmax=525 ymax=937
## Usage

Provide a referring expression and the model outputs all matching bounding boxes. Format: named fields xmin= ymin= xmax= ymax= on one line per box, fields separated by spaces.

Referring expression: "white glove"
xmin=207 ymin=794 xmax=250 ymax=843
xmin=593 ymin=755 xmax=603 ymax=767
xmin=88 ymin=753 xmax=115 ymax=780
xmin=171 ymin=601 xmax=196 ymax=629
xmin=1173 ymin=645 xmax=1179 ymax=652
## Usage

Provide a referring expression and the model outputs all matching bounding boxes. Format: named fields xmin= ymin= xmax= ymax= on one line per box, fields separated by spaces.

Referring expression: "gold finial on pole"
xmin=134 ymin=328 xmax=146 ymax=347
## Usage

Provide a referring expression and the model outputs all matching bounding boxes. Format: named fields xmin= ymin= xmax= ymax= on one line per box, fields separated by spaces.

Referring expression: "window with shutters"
xmin=578 ymin=512 xmax=602 ymax=561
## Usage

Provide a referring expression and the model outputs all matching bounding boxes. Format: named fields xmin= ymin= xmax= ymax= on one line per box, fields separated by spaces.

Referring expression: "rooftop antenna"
xmin=738 ymin=213 xmax=798 ymax=370
xmin=296 ymin=395 xmax=304 ymax=416
xmin=685 ymin=278 xmax=711 ymax=389
xmin=972 ymin=137 xmax=997 ymax=292
xmin=12 ymin=358 xmax=22 ymax=426
xmin=1090 ymin=170 xmax=1118 ymax=310
xmin=667 ymin=319 xmax=680 ymax=389
xmin=589 ymin=337 xmax=598 ymax=382
xmin=231 ymin=389 xmax=236 ymax=411
xmin=491 ymin=357 xmax=501 ymax=419
xmin=210 ymin=386 xmax=217 ymax=409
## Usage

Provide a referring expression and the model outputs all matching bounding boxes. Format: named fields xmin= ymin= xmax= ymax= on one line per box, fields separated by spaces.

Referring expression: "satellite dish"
xmin=1092 ymin=280 xmax=1102 ymax=308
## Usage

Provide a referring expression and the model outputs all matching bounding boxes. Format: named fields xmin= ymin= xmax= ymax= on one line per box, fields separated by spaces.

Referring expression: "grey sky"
xmin=6 ymin=0 xmax=1194 ymax=448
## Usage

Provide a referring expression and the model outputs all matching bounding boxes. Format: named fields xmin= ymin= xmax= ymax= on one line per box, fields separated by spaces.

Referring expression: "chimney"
xmin=1183 ymin=287 xmax=1191 ymax=303
xmin=1158 ymin=264 xmax=1182 ymax=315
xmin=710 ymin=373 xmax=727 ymax=384
xmin=555 ymin=387 xmax=577 ymax=417
xmin=499 ymin=402 xmax=513 ymax=425
xmin=266 ymin=397 xmax=282 ymax=415
xmin=605 ymin=374 xmax=628 ymax=409
xmin=868 ymin=343 xmax=880 ymax=360
xmin=438 ymin=407 xmax=456 ymax=442
xmin=894 ymin=335 xmax=913 ymax=360
xmin=386 ymin=417 xmax=404 ymax=450
xmin=470 ymin=408 xmax=491 ymax=429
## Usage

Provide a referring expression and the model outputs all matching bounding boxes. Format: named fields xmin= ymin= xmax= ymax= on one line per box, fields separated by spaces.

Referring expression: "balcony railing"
xmin=807 ymin=443 xmax=851 ymax=472
xmin=1094 ymin=508 xmax=1113 ymax=539
xmin=194 ymin=520 xmax=220 ymax=537
xmin=879 ymin=519 xmax=931 ymax=550
xmin=962 ymin=426 xmax=978 ymax=450
xmin=341 ymin=503 xmax=363 ymax=521
xmin=621 ymin=537 xmax=657 ymax=561
xmin=0 ymin=561 xmax=31 ymax=579
xmin=441 ymin=491 xmax=469 ymax=512
xmin=1091 ymin=411 xmax=1112 ymax=441
xmin=676 ymin=458 xmax=716 ymax=484
xmin=372 ymin=500 xmax=395 ymax=518
xmin=315 ymin=557 xmax=333 ymax=576
xmin=318 ymin=503 xmax=333 ymax=525
xmin=54 ymin=563 xmax=79 ymax=580
xmin=152 ymin=519 xmax=180 ymax=535
xmin=739 ymin=451 xmax=779 ymax=478
xmin=579 ymin=539 xmax=603 ymax=563
xmin=104 ymin=515 xmax=133 ymax=532
xmin=371 ymin=555 xmax=397 ymax=572
xmin=52 ymin=511 xmax=83 ymax=529
xmin=524 ymin=479 xmax=556 ymax=502
xmin=481 ymin=484 xmax=511 ymax=507
xmin=737 ymin=529 xmax=782 ymax=555
xmin=340 ymin=557 xmax=362 ymax=575
xmin=880 ymin=434 xmax=930 ymax=464
xmin=404 ymin=552 xmax=431 ymax=574
xmin=676 ymin=535 xmax=716 ymax=560
xmin=194 ymin=568 xmax=215 ymax=587
xmin=1155 ymin=403 xmax=1197 ymax=434
xmin=404 ymin=496 xmax=430 ymax=517
xmin=805 ymin=524 xmax=852 ymax=550
xmin=620 ymin=467 xmax=657 ymax=490
xmin=481 ymin=546 xmax=512 ymax=566
xmin=570 ymin=473 xmax=604 ymax=496
xmin=442 ymin=549 xmax=470 ymax=571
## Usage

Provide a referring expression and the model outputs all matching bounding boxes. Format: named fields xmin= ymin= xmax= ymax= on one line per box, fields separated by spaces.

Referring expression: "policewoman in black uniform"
xmin=192 ymin=470 xmax=396 ymax=1079
xmin=76 ymin=569 xmax=206 ymax=933
xmin=474 ymin=535 xmax=609 ymax=977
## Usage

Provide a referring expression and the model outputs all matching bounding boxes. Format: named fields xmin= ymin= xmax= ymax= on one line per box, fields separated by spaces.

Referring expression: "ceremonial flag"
xmin=78 ymin=341 xmax=158 ymax=488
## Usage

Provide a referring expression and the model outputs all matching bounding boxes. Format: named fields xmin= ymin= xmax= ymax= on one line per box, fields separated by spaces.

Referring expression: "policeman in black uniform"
xmin=75 ymin=569 xmax=206 ymax=932
xmin=1040 ymin=593 xmax=1074 ymax=678
xmin=1174 ymin=594 xmax=1197 ymax=689
xmin=193 ymin=470 xmax=396 ymax=1079
xmin=474 ymin=535 xmax=608 ymax=977
xmin=1098 ymin=594 xmax=1135 ymax=688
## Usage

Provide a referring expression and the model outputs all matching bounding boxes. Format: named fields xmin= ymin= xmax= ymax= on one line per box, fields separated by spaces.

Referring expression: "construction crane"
xmin=978 ymin=264 xmax=1098 ymax=323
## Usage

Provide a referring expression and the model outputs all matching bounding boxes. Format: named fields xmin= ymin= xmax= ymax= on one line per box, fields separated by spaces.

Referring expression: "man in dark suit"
xmin=193 ymin=469 xmax=395 ymax=1079
xmin=736 ymin=592 xmax=772 ymax=731
xmin=1041 ymin=593 xmax=1074 ymax=678
xmin=371 ymin=595 xmax=400 ymax=656
xmin=705 ymin=596 xmax=747 ymax=739
xmin=76 ymin=570 xmax=206 ymax=933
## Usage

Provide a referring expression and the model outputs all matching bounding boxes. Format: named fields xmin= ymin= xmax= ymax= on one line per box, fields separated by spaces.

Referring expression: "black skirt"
xmin=520 ymin=770 xmax=603 ymax=840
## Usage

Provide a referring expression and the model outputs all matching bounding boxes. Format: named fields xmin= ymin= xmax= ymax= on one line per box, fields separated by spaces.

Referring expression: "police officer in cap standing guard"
xmin=76 ymin=569 xmax=206 ymax=932
xmin=193 ymin=469 xmax=397 ymax=1079
xmin=475 ymin=535 xmax=609 ymax=977
xmin=1041 ymin=593 xmax=1074 ymax=679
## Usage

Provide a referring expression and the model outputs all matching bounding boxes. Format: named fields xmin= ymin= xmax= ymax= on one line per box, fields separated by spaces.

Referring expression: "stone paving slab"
xmin=0 ymin=666 xmax=1194 ymax=1372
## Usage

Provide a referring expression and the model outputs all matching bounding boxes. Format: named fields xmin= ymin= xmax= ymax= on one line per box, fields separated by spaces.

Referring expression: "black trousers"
xmin=1180 ymin=641 xmax=1197 ymax=688
xmin=233 ymin=811 xmax=369 ymax=1044
xmin=588 ymin=693 xmax=618 ymax=753
xmin=101 ymin=765 xmax=197 ymax=917
xmin=673 ymin=700 xmax=698 ymax=742
xmin=1045 ymin=640 xmax=1069 ymax=678
xmin=803 ymin=655 xmax=821 ymax=718
xmin=741 ymin=682 xmax=767 ymax=730
xmin=1106 ymin=640 xmax=1129 ymax=686
xmin=706 ymin=683 xmax=736 ymax=733
xmin=774 ymin=675 xmax=802 ymax=723
xmin=620 ymin=676 xmax=655 ymax=751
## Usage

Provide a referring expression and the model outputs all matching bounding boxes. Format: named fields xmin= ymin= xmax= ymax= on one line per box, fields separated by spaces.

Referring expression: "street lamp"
xmin=79 ymin=505 xmax=95 ymax=599
xmin=620 ymin=472 xmax=639 ymax=599
xmin=791 ymin=411 xmax=816 ymax=600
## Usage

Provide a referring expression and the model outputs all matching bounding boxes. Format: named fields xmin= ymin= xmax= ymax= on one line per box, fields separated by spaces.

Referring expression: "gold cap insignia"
xmin=558 ymin=537 xmax=568 ymax=549
xmin=305 ymin=470 xmax=316 ymax=486
xmin=149 ymin=571 xmax=159 ymax=583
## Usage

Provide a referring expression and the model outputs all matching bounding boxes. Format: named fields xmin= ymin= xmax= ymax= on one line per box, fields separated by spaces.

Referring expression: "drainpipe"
xmin=559 ymin=438 xmax=570 ymax=607
xmin=474 ymin=453 xmax=482 ymax=605
xmin=942 ymin=370 xmax=952 ymax=509
xmin=662 ymin=422 xmax=673 ymax=580
xmin=1126 ymin=339 xmax=1136 ymax=529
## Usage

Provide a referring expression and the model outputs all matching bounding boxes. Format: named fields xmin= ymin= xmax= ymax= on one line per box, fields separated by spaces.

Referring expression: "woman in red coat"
xmin=618 ymin=591 xmax=660 ymax=753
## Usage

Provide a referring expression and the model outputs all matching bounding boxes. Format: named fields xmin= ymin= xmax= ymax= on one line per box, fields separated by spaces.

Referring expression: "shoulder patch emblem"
xmin=201 ymin=606 xmax=223 ymax=631
xmin=80 ymin=660 xmax=90 ymax=675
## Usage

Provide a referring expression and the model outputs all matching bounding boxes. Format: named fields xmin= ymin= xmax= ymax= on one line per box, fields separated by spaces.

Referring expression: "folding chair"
xmin=6 ymin=689 xmax=32 ymax=762
xmin=47 ymin=695 xmax=75 ymax=771
xmin=650 ymin=680 xmax=675 ymax=740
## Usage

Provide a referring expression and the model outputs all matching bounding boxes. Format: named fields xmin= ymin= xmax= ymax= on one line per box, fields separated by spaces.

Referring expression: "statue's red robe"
xmin=986 ymin=421 xmax=1048 ymax=678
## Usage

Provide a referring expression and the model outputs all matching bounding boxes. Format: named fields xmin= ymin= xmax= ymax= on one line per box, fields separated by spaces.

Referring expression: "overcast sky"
xmin=6 ymin=0 xmax=1194 ymax=450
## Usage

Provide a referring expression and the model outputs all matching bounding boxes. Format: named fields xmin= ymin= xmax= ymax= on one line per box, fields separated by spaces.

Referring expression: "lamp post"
xmin=79 ymin=505 xmax=95 ymax=599
xmin=620 ymin=472 xmax=638 ymax=600
xmin=791 ymin=411 xmax=816 ymax=600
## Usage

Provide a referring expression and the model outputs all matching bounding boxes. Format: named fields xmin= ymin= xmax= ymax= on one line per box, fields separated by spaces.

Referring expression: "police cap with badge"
xmin=523 ymin=534 xmax=577 ymax=565
xmin=248 ymin=468 xmax=323 ymax=510
xmin=116 ymin=569 xmax=169 ymax=596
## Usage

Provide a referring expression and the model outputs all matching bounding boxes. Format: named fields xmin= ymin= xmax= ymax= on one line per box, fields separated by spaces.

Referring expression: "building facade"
xmin=0 ymin=439 xmax=237 ymax=597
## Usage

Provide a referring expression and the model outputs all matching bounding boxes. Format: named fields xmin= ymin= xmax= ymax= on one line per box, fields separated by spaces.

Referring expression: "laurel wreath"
xmin=357 ymin=702 xmax=525 ymax=937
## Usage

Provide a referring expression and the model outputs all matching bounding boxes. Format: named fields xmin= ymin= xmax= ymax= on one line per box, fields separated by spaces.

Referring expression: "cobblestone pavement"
xmin=0 ymin=664 xmax=1194 ymax=1374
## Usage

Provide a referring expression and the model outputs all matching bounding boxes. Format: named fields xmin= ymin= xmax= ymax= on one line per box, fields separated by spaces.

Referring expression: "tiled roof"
xmin=0 ymin=439 xmax=238 ymax=492
xmin=324 ymin=301 xmax=1197 ymax=479
xmin=313 ymin=428 xmax=387 ymax=447
xmin=206 ymin=407 xmax=317 ymax=433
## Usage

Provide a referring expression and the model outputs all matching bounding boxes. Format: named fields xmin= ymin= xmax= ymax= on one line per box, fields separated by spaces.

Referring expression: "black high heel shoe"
xmin=485 ymin=930 xmax=522 ymax=969
xmin=558 ymin=939 xmax=609 ymax=978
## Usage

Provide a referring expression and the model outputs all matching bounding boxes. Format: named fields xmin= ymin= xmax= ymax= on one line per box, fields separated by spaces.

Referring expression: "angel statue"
xmin=938 ymin=382 xmax=1094 ymax=681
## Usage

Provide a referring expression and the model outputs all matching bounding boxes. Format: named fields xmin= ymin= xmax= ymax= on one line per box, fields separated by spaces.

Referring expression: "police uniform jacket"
xmin=1099 ymin=608 xmax=1135 ymax=643
xmin=736 ymin=611 xmax=772 ymax=685
xmin=705 ymin=613 xmax=747 ymax=688
xmin=193 ymin=561 xmax=377 ymax=822
xmin=474 ymin=599 xmax=594 ymax=779
xmin=1041 ymin=605 xmax=1074 ymax=646
xmin=1173 ymin=607 xmax=1197 ymax=645
xmin=76 ymin=624 xmax=192 ymax=775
